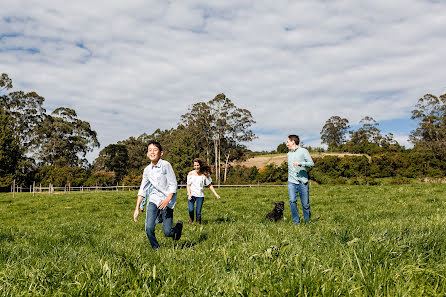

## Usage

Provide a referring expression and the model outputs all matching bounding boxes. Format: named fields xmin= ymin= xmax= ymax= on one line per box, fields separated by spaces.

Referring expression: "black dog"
xmin=266 ymin=201 xmax=284 ymax=222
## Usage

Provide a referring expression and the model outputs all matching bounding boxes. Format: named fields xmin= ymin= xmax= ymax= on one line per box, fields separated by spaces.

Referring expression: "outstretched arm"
xmin=208 ymin=184 xmax=220 ymax=199
xmin=133 ymin=195 xmax=144 ymax=222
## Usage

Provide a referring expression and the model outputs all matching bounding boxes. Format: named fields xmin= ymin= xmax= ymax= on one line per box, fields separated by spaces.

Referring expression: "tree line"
xmin=1 ymin=72 xmax=445 ymax=189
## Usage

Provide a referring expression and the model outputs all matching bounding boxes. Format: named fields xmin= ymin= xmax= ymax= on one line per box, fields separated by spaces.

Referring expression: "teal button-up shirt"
xmin=287 ymin=147 xmax=314 ymax=184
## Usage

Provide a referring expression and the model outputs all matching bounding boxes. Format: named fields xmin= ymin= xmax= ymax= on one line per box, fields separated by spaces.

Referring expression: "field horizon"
xmin=1 ymin=184 xmax=445 ymax=296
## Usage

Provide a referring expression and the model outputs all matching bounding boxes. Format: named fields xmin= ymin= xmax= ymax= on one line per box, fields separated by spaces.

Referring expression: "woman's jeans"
xmin=288 ymin=181 xmax=310 ymax=224
xmin=145 ymin=201 xmax=178 ymax=249
xmin=188 ymin=196 xmax=204 ymax=221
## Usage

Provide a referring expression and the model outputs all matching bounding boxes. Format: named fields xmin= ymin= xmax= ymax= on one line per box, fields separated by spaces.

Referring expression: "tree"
xmin=320 ymin=116 xmax=349 ymax=150
xmin=37 ymin=107 xmax=100 ymax=167
xmin=161 ymin=125 xmax=197 ymax=183
xmin=0 ymin=106 xmax=22 ymax=186
xmin=181 ymin=102 xmax=214 ymax=163
xmin=0 ymin=73 xmax=13 ymax=91
xmin=344 ymin=116 xmax=400 ymax=154
xmin=118 ymin=135 xmax=150 ymax=171
xmin=94 ymin=144 xmax=129 ymax=182
xmin=0 ymin=74 xmax=46 ymax=154
xmin=410 ymin=93 xmax=446 ymax=159
xmin=349 ymin=116 xmax=381 ymax=144
xmin=276 ymin=142 xmax=288 ymax=153
xmin=181 ymin=94 xmax=256 ymax=184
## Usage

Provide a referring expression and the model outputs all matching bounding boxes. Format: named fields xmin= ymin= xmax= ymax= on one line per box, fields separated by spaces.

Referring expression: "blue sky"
xmin=1 ymin=0 xmax=446 ymax=160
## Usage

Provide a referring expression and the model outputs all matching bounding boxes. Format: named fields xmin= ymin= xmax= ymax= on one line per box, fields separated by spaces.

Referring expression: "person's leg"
xmin=195 ymin=197 xmax=204 ymax=223
xmin=288 ymin=181 xmax=300 ymax=224
xmin=145 ymin=202 xmax=160 ymax=249
xmin=297 ymin=183 xmax=311 ymax=222
xmin=187 ymin=196 xmax=196 ymax=223
xmin=161 ymin=206 xmax=174 ymax=238
xmin=161 ymin=200 xmax=183 ymax=240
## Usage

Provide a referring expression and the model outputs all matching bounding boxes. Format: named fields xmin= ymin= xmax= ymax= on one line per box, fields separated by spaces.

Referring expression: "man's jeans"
xmin=145 ymin=200 xmax=178 ymax=249
xmin=187 ymin=196 xmax=204 ymax=221
xmin=288 ymin=181 xmax=311 ymax=224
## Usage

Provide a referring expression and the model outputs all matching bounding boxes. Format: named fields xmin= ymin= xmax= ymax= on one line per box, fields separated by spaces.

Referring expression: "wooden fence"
xmin=8 ymin=182 xmax=286 ymax=195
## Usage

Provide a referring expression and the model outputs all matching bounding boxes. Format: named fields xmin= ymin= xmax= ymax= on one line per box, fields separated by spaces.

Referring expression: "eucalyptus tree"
xmin=320 ymin=116 xmax=350 ymax=151
xmin=410 ymin=93 xmax=446 ymax=159
xmin=182 ymin=94 xmax=256 ymax=184
xmin=0 ymin=107 xmax=22 ymax=186
xmin=37 ymin=107 xmax=99 ymax=167
xmin=0 ymin=73 xmax=46 ymax=154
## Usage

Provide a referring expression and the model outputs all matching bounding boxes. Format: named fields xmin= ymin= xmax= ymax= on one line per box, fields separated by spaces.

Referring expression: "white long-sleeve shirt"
xmin=137 ymin=159 xmax=178 ymax=208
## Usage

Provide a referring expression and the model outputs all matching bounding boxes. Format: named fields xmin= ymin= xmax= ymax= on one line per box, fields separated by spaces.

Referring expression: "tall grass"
xmin=1 ymin=183 xmax=445 ymax=296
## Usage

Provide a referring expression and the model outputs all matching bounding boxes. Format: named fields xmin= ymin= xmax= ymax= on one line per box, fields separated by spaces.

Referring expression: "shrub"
xmin=390 ymin=177 xmax=412 ymax=184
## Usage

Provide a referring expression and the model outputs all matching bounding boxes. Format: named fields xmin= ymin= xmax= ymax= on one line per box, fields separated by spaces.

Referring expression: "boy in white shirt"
xmin=133 ymin=140 xmax=183 ymax=249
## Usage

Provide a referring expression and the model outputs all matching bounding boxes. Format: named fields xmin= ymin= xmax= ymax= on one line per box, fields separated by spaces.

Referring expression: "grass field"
xmin=1 ymin=183 xmax=445 ymax=296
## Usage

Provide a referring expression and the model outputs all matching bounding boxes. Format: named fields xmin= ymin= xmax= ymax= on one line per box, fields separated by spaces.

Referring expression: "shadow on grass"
xmin=175 ymin=233 xmax=208 ymax=249
xmin=211 ymin=217 xmax=235 ymax=224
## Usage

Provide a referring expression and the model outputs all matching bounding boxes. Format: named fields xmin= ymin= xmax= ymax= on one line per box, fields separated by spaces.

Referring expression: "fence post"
xmin=13 ymin=180 xmax=15 ymax=199
xmin=33 ymin=181 xmax=35 ymax=197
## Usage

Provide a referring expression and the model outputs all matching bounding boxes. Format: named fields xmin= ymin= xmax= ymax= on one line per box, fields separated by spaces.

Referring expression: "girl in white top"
xmin=186 ymin=158 xmax=220 ymax=224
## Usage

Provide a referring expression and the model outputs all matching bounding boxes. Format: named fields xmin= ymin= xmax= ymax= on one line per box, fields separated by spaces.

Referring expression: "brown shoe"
xmin=188 ymin=219 xmax=193 ymax=224
xmin=196 ymin=219 xmax=201 ymax=224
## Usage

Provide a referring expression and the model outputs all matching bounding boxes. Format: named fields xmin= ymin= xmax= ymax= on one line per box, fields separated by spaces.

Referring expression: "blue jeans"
xmin=188 ymin=196 xmax=204 ymax=221
xmin=145 ymin=200 xmax=178 ymax=249
xmin=288 ymin=181 xmax=310 ymax=224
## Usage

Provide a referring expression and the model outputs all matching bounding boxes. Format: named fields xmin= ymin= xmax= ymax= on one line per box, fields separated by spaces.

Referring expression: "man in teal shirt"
xmin=286 ymin=135 xmax=314 ymax=224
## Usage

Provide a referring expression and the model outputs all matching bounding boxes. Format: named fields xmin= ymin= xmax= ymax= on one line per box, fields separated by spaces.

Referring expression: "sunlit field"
xmin=1 ymin=183 xmax=445 ymax=296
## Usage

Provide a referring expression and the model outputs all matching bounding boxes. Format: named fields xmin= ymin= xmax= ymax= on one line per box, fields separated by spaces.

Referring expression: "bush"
xmin=390 ymin=177 xmax=412 ymax=185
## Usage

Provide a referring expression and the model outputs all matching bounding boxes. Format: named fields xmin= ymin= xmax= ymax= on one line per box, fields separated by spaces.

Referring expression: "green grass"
xmin=1 ymin=184 xmax=445 ymax=296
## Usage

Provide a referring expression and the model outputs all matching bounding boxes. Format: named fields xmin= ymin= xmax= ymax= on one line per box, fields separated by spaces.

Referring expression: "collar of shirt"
xmin=150 ymin=160 xmax=162 ymax=169
xmin=290 ymin=147 xmax=299 ymax=152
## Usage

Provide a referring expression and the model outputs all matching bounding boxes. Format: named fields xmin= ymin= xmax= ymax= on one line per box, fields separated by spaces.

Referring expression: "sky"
xmin=1 ymin=0 xmax=446 ymax=162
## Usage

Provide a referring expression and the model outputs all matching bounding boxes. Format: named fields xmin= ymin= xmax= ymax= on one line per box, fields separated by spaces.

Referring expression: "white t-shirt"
xmin=187 ymin=174 xmax=212 ymax=197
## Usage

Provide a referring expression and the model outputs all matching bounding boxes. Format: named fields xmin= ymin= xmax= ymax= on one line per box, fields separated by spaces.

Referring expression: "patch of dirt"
xmin=232 ymin=153 xmax=369 ymax=168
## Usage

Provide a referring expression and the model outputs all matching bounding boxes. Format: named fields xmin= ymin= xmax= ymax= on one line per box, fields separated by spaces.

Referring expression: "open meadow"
xmin=1 ymin=183 xmax=445 ymax=296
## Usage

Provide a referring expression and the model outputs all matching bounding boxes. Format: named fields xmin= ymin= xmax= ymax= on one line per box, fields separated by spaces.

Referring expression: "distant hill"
xmin=233 ymin=153 xmax=369 ymax=168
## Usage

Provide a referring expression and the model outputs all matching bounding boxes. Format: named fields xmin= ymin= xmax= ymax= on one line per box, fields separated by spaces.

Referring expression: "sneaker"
xmin=173 ymin=221 xmax=183 ymax=240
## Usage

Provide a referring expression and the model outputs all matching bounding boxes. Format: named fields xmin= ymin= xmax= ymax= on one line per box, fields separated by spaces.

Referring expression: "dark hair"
xmin=193 ymin=158 xmax=212 ymax=177
xmin=147 ymin=140 xmax=163 ymax=152
xmin=287 ymin=135 xmax=300 ymax=145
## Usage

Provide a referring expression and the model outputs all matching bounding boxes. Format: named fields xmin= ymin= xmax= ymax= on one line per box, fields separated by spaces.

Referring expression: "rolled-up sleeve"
xmin=137 ymin=168 xmax=151 ymax=197
xmin=164 ymin=162 xmax=178 ymax=194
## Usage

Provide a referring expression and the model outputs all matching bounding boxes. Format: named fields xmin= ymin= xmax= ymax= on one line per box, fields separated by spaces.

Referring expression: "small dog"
xmin=266 ymin=201 xmax=284 ymax=222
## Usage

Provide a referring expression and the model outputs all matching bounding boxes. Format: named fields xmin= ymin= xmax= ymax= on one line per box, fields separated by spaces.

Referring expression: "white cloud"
xmin=1 ymin=0 xmax=445 ymax=161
